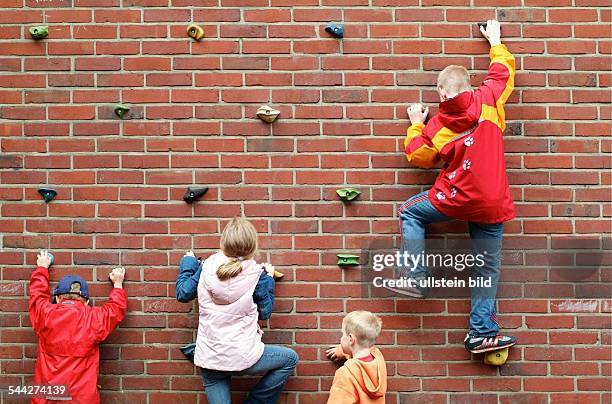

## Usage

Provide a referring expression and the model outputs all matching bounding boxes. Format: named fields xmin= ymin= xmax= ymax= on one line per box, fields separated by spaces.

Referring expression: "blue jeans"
xmin=398 ymin=190 xmax=503 ymax=337
xmin=201 ymin=345 xmax=298 ymax=404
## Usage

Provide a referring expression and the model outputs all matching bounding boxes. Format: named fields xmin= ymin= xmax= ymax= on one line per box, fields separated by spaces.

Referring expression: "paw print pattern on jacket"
xmin=464 ymin=136 xmax=475 ymax=147
xmin=436 ymin=191 xmax=446 ymax=200
xmin=450 ymin=188 xmax=457 ymax=198
xmin=448 ymin=170 xmax=457 ymax=180
xmin=462 ymin=159 xmax=472 ymax=171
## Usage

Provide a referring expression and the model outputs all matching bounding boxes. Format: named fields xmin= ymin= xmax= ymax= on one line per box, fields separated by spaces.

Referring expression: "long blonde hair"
xmin=217 ymin=217 xmax=258 ymax=281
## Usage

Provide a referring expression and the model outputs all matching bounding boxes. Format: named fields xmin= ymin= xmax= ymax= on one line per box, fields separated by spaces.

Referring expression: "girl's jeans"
xmin=200 ymin=345 xmax=298 ymax=404
xmin=398 ymin=191 xmax=503 ymax=337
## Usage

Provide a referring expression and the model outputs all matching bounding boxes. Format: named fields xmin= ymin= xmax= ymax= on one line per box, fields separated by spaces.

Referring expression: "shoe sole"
xmin=383 ymin=285 xmax=424 ymax=298
xmin=468 ymin=341 xmax=516 ymax=354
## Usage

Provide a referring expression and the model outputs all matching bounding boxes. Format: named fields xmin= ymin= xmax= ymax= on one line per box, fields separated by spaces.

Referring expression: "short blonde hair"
xmin=437 ymin=65 xmax=471 ymax=95
xmin=343 ymin=311 xmax=382 ymax=348
xmin=217 ymin=217 xmax=258 ymax=281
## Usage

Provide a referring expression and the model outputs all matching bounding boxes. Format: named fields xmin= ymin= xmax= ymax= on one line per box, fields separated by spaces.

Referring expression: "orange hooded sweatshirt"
xmin=327 ymin=346 xmax=387 ymax=404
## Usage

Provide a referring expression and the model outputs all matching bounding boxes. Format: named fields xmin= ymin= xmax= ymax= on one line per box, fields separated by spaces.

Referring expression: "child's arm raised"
xmin=176 ymin=251 xmax=201 ymax=303
xmin=28 ymin=250 xmax=53 ymax=333
xmin=91 ymin=267 xmax=128 ymax=343
xmin=253 ymin=263 xmax=275 ymax=320
xmin=404 ymin=104 xmax=440 ymax=169
xmin=478 ymin=20 xmax=515 ymax=128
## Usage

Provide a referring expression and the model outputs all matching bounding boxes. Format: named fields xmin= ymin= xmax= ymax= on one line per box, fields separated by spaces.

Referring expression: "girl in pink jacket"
xmin=189 ymin=217 xmax=298 ymax=403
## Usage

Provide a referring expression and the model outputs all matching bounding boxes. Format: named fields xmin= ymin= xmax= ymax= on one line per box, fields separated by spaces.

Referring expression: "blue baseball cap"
xmin=53 ymin=275 xmax=90 ymax=300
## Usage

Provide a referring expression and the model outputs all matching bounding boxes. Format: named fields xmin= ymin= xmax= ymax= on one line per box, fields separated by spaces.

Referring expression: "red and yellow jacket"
xmin=29 ymin=266 xmax=127 ymax=404
xmin=404 ymin=44 xmax=516 ymax=224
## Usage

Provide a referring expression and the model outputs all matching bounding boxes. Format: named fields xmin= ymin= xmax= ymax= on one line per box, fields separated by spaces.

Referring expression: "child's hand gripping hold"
xmin=109 ymin=267 xmax=125 ymax=289
xmin=407 ymin=103 xmax=429 ymax=125
xmin=37 ymin=250 xmax=52 ymax=269
xmin=479 ymin=19 xmax=501 ymax=47
xmin=325 ymin=344 xmax=346 ymax=362
xmin=36 ymin=250 xmax=52 ymax=269
xmin=261 ymin=262 xmax=275 ymax=277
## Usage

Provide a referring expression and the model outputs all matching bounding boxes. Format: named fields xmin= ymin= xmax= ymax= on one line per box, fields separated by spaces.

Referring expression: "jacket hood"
xmin=438 ymin=90 xmax=480 ymax=133
xmin=202 ymin=252 xmax=259 ymax=305
xmin=344 ymin=347 xmax=387 ymax=398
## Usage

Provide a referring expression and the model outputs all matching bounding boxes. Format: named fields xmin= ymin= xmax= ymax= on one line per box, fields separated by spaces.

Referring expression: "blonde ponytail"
xmin=217 ymin=217 xmax=258 ymax=281
xmin=216 ymin=258 xmax=243 ymax=281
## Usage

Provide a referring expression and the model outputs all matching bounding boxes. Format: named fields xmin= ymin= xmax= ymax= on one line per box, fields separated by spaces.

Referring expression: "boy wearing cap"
xmin=29 ymin=250 xmax=128 ymax=404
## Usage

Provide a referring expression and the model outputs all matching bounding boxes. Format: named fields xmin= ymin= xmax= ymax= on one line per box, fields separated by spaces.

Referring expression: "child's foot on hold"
xmin=464 ymin=333 xmax=516 ymax=353
xmin=383 ymin=281 xmax=428 ymax=298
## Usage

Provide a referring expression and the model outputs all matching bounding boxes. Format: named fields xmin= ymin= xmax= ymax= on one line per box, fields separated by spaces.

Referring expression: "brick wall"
xmin=0 ymin=1 xmax=610 ymax=403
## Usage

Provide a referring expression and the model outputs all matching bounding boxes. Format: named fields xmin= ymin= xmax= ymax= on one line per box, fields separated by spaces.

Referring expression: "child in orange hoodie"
xmin=326 ymin=311 xmax=387 ymax=403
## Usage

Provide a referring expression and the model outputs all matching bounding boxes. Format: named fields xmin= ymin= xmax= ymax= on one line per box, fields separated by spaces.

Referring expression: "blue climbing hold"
xmin=325 ymin=24 xmax=344 ymax=38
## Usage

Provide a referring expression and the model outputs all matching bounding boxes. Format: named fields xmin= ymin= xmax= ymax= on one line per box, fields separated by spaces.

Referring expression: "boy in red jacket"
xmin=29 ymin=250 xmax=127 ymax=403
xmin=396 ymin=20 xmax=517 ymax=353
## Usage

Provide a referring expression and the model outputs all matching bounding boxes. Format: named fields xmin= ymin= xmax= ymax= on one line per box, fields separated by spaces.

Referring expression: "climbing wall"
xmin=0 ymin=1 xmax=610 ymax=403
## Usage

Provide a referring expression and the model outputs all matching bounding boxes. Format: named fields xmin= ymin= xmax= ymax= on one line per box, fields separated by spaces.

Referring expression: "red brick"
xmin=525 ymin=378 xmax=574 ymax=392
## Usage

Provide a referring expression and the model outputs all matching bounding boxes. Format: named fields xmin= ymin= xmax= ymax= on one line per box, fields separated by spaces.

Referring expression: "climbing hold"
xmin=256 ymin=105 xmax=280 ymax=123
xmin=325 ymin=24 xmax=344 ymax=38
xmin=484 ymin=347 xmax=509 ymax=366
xmin=187 ymin=24 xmax=205 ymax=41
xmin=336 ymin=188 xmax=361 ymax=201
xmin=47 ymin=252 xmax=55 ymax=267
xmin=477 ymin=22 xmax=487 ymax=30
xmin=29 ymin=26 xmax=49 ymax=40
xmin=114 ymin=104 xmax=130 ymax=119
xmin=273 ymin=270 xmax=284 ymax=280
xmin=183 ymin=186 xmax=209 ymax=203
xmin=337 ymin=254 xmax=359 ymax=266
xmin=38 ymin=188 xmax=57 ymax=203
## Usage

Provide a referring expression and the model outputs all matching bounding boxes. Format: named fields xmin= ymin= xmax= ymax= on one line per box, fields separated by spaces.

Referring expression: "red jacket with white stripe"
xmin=404 ymin=44 xmax=516 ymax=224
xmin=29 ymin=266 xmax=127 ymax=404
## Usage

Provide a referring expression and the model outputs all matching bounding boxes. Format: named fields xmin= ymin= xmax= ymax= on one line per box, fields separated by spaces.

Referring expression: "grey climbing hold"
xmin=256 ymin=105 xmax=280 ymax=123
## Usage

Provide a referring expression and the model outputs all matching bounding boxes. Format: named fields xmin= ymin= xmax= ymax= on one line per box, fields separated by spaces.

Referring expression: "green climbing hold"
xmin=38 ymin=188 xmax=57 ymax=203
xmin=336 ymin=188 xmax=361 ymax=201
xmin=29 ymin=26 xmax=49 ymax=40
xmin=114 ymin=104 xmax=130 ymax=118
xmin=337 ymin=254 xmax=359 ymax=266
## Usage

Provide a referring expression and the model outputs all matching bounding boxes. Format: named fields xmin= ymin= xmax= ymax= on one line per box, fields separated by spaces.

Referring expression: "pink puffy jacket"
xmin=194 ymin=252 xmax=265 ymax=371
